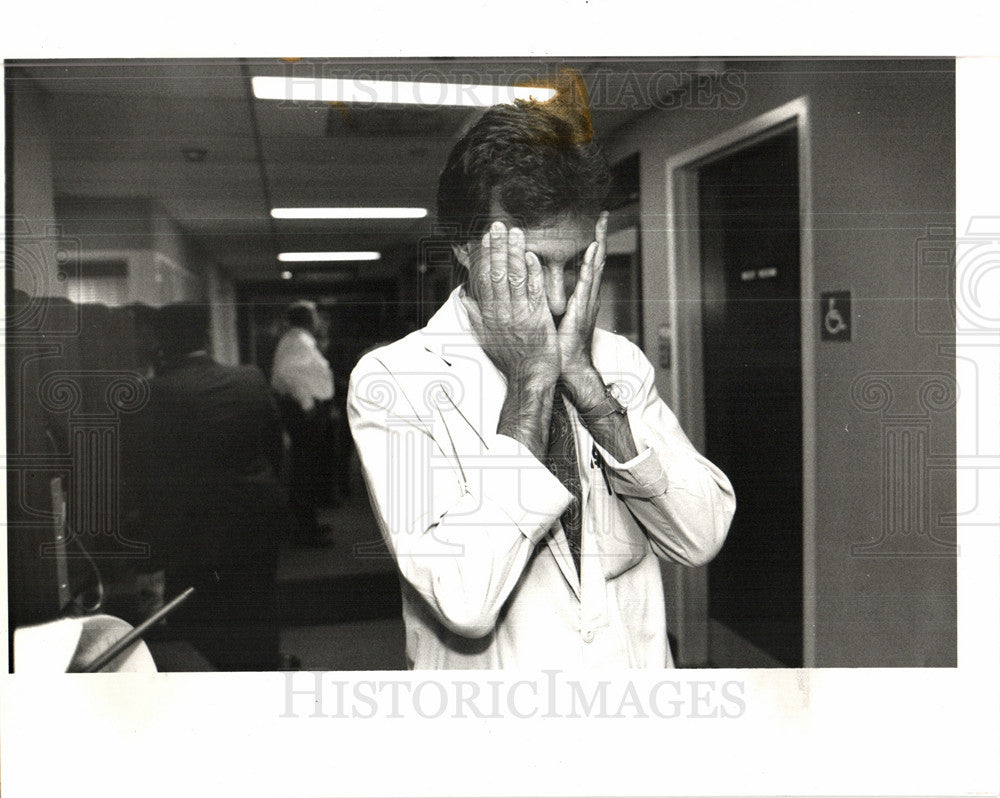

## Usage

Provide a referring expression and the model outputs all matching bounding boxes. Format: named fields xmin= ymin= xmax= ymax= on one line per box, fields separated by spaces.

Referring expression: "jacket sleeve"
xmin=593 ymin=349 xmax=735 ymax=568
xmin=347 ymin=353 xmax=573 ymax=638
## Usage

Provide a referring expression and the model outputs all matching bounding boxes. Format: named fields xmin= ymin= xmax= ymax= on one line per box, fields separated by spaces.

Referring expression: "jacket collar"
xmin=421 ymin=284 xmax=480 ymax=363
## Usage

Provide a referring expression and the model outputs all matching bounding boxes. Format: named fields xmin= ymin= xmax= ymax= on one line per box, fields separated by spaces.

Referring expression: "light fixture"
xmin=280 ymin=270 xmax=294 ymax=280
xmin=277 ymin=251 xmax=381 ymax=263
xmin=252 ymin=76 xmax=556 ymax=108
xmin=272 ymin=207 xmax=427 ymax=220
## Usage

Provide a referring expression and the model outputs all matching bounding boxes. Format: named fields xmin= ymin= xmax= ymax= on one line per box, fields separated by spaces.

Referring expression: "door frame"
xmin=663 ymin=97 xmax=816 ymax=667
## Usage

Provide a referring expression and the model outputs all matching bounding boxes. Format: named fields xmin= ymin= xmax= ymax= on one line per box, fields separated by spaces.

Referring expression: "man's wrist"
xmin=578 ymin=386 xmax=629 ymax=424
xmin=560 ymin=363 xmax=606 ymax=411
xmin=576 ymin=379 xmax=639 ymax=462
xmin=511 ymin=366 xmax=559 ymax=394
xmin=498 ymin=376 xmax=557 ymax=461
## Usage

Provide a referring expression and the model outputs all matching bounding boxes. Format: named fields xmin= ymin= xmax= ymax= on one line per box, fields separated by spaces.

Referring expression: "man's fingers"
xmin=590 ymin=212 xmax=609 ymax=305
xmin=574 ymin=241 xmax=599 ymax=313
xmin=525 ymin=251 xmax=544 ymax=304
xmin=507 ymin=227 xmax=528 ymax=303
xmin=474 ymin=230 xmax=493 ymax=305
xmin=489 ymin=221 xmax=511 ymax=308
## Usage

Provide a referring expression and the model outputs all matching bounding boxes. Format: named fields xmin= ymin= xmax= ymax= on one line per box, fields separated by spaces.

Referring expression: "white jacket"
xmin=348 ymin=287 xmax=735 ymax=668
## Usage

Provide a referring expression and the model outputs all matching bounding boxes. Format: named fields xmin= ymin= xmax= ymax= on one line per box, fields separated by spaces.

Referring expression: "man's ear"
xmin=451 ymin=242 xmax=472 ymax=270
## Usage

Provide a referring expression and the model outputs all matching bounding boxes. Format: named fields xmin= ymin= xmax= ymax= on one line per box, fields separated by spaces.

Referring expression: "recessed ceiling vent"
xmin=325 ymin=105 xmax=472 ymax=138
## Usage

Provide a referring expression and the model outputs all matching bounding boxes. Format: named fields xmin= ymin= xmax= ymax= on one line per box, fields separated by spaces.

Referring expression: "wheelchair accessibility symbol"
xmin=821 ymin=291 xmax=851 ymax=341
xmin=825 ymin=300 xmax=848 ymax=334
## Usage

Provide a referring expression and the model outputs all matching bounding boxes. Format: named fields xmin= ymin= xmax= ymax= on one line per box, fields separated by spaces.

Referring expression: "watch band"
xmin=578 ymin=384 xmax=628 ymax=424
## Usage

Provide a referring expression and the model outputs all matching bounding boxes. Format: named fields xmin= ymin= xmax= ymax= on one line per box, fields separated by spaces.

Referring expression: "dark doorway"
xmin=699 ymin=126 xmax=803 ymax=666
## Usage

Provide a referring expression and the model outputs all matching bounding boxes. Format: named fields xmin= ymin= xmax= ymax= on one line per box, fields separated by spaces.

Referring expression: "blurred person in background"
xmin=270 ymin=300 xmax=336 ymax=546
xmin=122 ymin=302 xmax=290 ymax=670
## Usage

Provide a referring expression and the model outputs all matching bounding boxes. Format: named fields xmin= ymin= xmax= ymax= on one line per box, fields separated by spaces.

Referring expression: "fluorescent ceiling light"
xmin=272 ymin=207 xmax=427 ymax=220
xmin=278 ymin=251 xmax=381 ymax=263
xmin=252 ymin=76 xmax=557 ymax=107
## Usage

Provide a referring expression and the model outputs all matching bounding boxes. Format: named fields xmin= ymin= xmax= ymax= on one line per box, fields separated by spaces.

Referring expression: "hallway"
xmin=276 ymin=476 xmax=407 ymax=671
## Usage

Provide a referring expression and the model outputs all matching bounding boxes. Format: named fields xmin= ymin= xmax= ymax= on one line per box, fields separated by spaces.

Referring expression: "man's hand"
xmin=461 ymin=221 xmax=560 ymax=459
xmin=461 ymin=221 xmax=560 ymax=385
xmin=556 ymin=212 xmax=639 ymax=463
xmin=558 ymin=212 xmax=609 ymax=405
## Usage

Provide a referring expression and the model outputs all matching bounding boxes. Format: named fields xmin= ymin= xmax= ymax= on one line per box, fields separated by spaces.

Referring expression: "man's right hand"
xmin=461 ymin=221 xmax=560 ymax=384
xmin=461 ymin=221 xmax=559 ymax=459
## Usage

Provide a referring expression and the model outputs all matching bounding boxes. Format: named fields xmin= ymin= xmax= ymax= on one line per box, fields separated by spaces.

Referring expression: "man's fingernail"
xmin=491 ymin=221 xmax=504 ymax=235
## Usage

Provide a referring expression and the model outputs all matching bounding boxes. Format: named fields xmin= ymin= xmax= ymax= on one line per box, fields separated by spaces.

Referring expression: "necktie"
xmin=546 ymin=391 xmax=582 ymax=575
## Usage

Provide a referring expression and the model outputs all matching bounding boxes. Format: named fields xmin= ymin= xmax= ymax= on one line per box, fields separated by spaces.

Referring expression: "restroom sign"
xmin=821 ymin=291 xmax=851 ymax=341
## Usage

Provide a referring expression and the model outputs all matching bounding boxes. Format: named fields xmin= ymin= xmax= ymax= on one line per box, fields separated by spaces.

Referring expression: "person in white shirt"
xmin=271 ymin=300 xmax=335 ymax=545
xmin=271 ymin=301 xmax=334 ymax=413
xmin=348 ymin=94 xmax=735 ymax=668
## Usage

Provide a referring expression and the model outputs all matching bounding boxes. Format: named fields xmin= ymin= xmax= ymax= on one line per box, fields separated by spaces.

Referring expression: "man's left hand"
xmin=558 ymin=212 xmax=608 ymax=399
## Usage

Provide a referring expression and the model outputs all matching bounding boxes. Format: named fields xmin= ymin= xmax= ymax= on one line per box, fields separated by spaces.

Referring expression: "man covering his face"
xmin=348 ymin=90 xmax=734 ymax=669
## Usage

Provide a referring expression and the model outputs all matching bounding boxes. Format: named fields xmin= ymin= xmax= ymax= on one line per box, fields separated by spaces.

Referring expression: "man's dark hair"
xmin=155 ymin=302 xmax=211 ymax=360
xmin=286 ymin=300 xmax=318 ymax=331
xmin=436 ymin=99 xmax=610 ymax=247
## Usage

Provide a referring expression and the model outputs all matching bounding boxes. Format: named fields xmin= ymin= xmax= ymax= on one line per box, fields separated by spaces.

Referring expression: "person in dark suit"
xmin=122 ymin=302 xmax=292 ymax=671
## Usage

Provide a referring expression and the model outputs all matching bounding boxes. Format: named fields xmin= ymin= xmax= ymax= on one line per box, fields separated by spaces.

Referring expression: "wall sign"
xmin=821 ymin=291 xmax=851 ymax=341
xmin=657 ymin=323 xmax=672 ymax=369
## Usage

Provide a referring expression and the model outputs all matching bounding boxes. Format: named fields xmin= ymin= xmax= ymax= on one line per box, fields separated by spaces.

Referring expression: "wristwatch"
xmin=578 ymin=382 xmax=628 ymax=424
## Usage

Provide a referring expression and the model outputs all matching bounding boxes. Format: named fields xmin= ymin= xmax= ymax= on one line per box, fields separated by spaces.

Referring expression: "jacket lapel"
xmin=422 ymin=287 xmax=583 ymax=597
xmin=546 ymin=527 xmax=582 ymax=598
